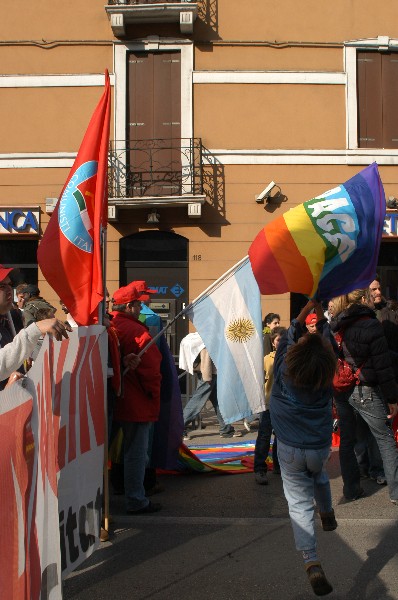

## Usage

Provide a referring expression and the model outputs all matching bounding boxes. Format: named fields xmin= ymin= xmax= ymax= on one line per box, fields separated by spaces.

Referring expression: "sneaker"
xmin=127 ymin=501 xmax=162 ymax=515
xmin=254 ymin=471 xmax=268 ymax=485
xmin=319 ymin=509 xmax=338 ymax=532
xmin=220 ymin=430 xmax=242 ymax=438
xmin=305 ymin=563 xmax=333 ymax=596
xmin=183 ymin=431 xmax=190 ymax=441
xmin=370 ymin=475 xmax=387 ymax=486
xmin=243 ymin=419 xmax=251 ymax=432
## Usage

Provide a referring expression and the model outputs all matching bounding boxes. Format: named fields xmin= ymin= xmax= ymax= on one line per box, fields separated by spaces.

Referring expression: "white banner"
xmin=0 ymin=326 xmax=107 ymax=599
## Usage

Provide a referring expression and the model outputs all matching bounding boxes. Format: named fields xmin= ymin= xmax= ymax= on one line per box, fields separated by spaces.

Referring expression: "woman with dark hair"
xmin=270 ymin=300 xmax=337 ymax=596
xmin=262 ymin=312 xmax=280 ymax=354
xmin=330 ymin=289 xmax=398 ymax=503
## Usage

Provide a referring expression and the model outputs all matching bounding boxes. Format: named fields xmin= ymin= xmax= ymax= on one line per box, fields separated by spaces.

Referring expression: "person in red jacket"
xmin=111 ymin=283 xmax=162 ymax=514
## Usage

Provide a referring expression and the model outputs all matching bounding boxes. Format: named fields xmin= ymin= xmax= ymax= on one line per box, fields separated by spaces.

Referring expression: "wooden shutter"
xmin=127 ymin=51 xmax=182 ymax=196
xmin=381 ymin=53 xmax=398 ymax=149
xmin=357 ymin=51 xmax=383 ymax=148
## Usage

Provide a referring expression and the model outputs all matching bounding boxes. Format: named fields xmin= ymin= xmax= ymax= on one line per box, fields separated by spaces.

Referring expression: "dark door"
xmin=127 ymin=51 xmax=182 ymax=196
xmin=120 ymin=231 xmax=188 ymax=357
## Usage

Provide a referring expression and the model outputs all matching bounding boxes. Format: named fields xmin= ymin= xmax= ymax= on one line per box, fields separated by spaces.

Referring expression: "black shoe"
xmin=306 ymin=563 xmax=333 ymax=596
xmin=344 ymin=488 xmax=366 ymax=502
xmin=254 ymin=471 xmax=269 ymax=485
xmin=145 ymin=483 xmax=165 ymax=497
xmin=319 ymin=509 xmax=338 ymax=531
xmin=127 ymin=501 xmax=162 ymax=515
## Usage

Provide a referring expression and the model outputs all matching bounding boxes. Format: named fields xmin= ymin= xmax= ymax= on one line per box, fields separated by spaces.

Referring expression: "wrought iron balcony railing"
xmin=108 ymin=138 xmax=203 ymax=199
xmin=108 ymin=0 xmax=196 ymax=5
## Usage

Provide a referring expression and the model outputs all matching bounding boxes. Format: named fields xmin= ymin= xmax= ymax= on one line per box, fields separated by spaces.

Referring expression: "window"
xmin=357 ymin=50 xmax=398 ymax=149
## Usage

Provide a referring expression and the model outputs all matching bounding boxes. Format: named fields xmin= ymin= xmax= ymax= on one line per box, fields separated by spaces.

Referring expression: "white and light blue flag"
xmin=185 ymin=256 xmax=266 ymax=424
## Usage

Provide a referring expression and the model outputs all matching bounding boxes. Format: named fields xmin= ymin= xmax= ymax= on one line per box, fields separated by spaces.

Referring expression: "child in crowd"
xmin=253 ymin=326 xmax=286 ymax=484
xmin=270 ymin=300 xmax=337 ymax=597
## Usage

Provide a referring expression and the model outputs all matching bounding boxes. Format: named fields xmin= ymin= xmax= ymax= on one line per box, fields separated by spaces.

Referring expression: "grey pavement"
xmin=63 ymin=412 xmax=398 ymax=600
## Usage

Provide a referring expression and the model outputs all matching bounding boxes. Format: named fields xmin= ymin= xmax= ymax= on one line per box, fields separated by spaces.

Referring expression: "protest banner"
xmin=0 ymin=327 xmax=107 ymax=599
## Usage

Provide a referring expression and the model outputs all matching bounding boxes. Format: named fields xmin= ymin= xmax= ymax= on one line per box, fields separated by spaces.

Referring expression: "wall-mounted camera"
xmin=255 ymin=181 xmax=277 ymax=203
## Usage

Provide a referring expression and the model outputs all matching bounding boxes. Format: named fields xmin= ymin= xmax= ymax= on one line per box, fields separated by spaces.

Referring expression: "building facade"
xmin=1 ymin=1 xmax=398 ymax=349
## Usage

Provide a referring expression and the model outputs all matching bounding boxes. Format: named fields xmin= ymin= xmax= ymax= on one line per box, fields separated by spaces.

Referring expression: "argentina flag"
xmin=185 ymin=257 xmax=266 ymax=424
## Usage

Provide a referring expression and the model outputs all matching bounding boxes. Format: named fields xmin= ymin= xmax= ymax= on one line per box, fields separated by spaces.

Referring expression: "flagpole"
xmin=101 ymin=224 xmax=110 ymax=537
xmin=123 ymin=255 xmax=251 ymax=369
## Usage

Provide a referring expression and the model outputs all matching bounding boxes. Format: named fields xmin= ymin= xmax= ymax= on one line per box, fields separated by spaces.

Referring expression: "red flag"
xmin=37 ymin=71 xmax=111 ymax=325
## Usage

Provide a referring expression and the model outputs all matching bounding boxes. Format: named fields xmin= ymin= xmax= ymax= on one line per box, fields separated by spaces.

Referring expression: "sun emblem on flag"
xmin=225 ymin=318 xmax=256 ymax=343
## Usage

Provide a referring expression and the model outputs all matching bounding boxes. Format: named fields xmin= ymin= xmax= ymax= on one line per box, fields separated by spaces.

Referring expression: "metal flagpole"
xmin=101 ymin=223 xmax=110 ymax=538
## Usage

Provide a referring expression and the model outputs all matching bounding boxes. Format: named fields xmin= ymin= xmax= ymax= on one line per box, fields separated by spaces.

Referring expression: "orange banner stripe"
xmin=264 ymin=217 xmax=314 ymax=295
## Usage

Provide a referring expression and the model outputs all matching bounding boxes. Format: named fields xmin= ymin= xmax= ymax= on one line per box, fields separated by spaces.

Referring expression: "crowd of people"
xmin=255 ymin=277 xmax=398 ymax=596
xmin=2 ymin=265 xmax=398 ymax=597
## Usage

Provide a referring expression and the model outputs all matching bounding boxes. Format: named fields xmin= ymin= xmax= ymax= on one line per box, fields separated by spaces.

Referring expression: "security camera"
xmin=255 ymin=181 xmax=276 ymax=203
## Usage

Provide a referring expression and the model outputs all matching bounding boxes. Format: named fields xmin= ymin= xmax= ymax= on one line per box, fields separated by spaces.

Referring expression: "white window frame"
xmin=345 ymin=36 xmax=398 ymax=150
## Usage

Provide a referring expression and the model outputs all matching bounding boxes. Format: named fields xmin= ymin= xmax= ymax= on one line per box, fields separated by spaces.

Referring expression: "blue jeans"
xmin=122 ymin=421 xmax=150 ymax=511
xmin=183 ymin=374 xmax=233 ymax=435
xmin=336 ymin=386 xmax=398 ymax=501
xmin=354 ymin=412 xmax=385 ymax=478
xmin=277 ymin=440 xmax=332 ymax=552
xmin=254 ymin=410 xmax=279 ymax=473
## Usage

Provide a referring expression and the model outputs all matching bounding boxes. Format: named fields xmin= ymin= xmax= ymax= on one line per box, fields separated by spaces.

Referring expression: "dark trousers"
xmin=254 ymin=410 xmax=279 ymax=473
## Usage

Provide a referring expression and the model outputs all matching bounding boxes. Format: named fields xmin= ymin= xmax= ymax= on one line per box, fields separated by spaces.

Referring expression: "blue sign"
xmin=170 ymin=283 xmax=185 ymax=298
xmin=0 ymin=210 xmax=39 ymax=233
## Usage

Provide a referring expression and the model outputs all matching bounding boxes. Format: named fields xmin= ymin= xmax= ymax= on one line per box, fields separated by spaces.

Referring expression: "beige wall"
xmin=3 ymin=0 xmax=111 ymax=40
xmin=0 ymin=46 xmax=112 ymax=75
xmin=195 ymin=46 xmax=343 ymax=72
xmin=0 ymin=87 xmax=114 ymax=153
xmin=199 ymin=0 xmax=398 ymax=42
xmin=194 ymin=84 xmax=346 ymax=149
xmin=2 ymin=0 xmax=398 ymax=326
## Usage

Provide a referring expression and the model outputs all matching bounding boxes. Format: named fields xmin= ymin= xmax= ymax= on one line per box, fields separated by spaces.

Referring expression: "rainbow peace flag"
xmin=249 ymin=163 xmax=385 ymax=300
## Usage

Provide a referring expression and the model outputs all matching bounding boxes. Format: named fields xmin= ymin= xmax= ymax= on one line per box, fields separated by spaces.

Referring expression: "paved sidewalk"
xmin=64 ymin=417 xmax=398 ymax=600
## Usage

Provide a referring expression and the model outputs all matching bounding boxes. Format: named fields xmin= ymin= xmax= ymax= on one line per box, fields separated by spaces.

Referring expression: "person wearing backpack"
xmin=330 ymin=289 xmax=398 ymax=504
xmin=21 ymin=284 xmax=56 ymax=328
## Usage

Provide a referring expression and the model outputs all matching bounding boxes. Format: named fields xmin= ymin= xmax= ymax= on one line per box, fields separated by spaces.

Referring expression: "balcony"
xmin=105 ymin=1 xmax=198 ymax=36
xmin=108 ymin=138 xmax=206 ymax=215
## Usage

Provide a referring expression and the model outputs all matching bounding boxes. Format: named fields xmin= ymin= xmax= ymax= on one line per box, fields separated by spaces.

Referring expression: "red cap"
xmin=112 ymin=283 xmax=143 ymax=305
xmin=130 ymin=280 xmax=156 ymax=296
xmin=305 ymin=313 xmax=318 ymax=325
xmin=0 ymin=264 xmax=13 ymax=283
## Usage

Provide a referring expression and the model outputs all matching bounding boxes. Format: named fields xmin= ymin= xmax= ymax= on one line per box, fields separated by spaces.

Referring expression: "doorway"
xmin=120 ymin=230 xmax=188 ymax=358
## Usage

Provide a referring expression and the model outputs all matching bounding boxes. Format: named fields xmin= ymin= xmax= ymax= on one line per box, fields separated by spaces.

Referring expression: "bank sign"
xmin=0 ymin=207 xmax=40 ymax=235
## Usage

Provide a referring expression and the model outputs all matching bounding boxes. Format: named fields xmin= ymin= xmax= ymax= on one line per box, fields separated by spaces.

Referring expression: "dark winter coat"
xmin=330 ymin=304 xmax=397 ymax=404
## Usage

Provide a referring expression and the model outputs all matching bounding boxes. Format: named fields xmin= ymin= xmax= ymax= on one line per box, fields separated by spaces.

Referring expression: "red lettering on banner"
xmin=37 ymin=349 xmax=58 ymax=496
xmin=52 ymin=338 xmax=69 ymax=471
xmin=79 ymin=337 xmax=105 ymax=454
xmin=67 ymin=334 xmax=105 ymax=464
xmin=68 ymin=338 xmax=91 ymax=464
